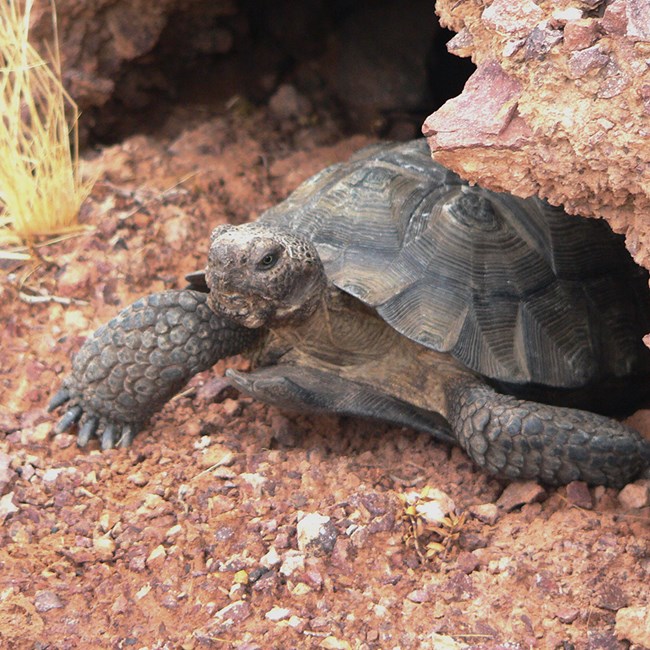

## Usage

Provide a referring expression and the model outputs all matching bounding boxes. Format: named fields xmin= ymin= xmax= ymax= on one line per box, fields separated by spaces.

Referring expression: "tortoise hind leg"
xmin=226 ymin=366 xmax=455 ymax=445
xmin=444 ymin=379 xmax=650 ymax=487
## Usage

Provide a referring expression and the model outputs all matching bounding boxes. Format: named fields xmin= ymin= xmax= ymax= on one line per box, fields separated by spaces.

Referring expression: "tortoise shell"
xmin=259 ymin=139 xmax=650 ymax=389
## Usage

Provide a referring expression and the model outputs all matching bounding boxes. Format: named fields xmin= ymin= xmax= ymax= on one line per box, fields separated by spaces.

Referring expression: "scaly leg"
xmin=49 ymin=290 xmax=260 ymax=449
xmin=445 ymin=379 xmax=650 ymax=487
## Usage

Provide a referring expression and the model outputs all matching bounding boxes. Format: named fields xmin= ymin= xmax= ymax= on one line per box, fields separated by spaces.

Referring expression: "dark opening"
xmin=87 ymin=0 xmax=475 ymax=145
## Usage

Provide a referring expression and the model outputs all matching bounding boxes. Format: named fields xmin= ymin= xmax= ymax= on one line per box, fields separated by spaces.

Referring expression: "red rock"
xmin=423 ymin=60 xmax=531 ymax=150
xmin=597 ymin=583 xmax=628 ymax=611
xmin=568 ymin=45 xmax=610 ymax=78
xmin=601 ymin=0 xmax=628 ymax=36
xmin=34 ymin=590 xmax=64 ymax=613
xmin=555 ymin=607 xmax=580 ymax=624
xmin=496 ymin=481 xmax=546 ymax=512
xmin=618 ymin=481 xmax=650 ymax=509
xmin=563 ymin=19 xmax=599 ymax=51
xmin=205 ymin=600 xmax=252 ymax=635
xmin=481 ymin=0 xmax=543 ymax=38
xmin=565 ymin=481 xmax=593 ymax=509
xmin=456 ymin=551 xmax=480 ymax=575
xmin=615 ymin=606 xmax=650 ymax=646
xmin=627 ymin=0 xmax=650 ymax=41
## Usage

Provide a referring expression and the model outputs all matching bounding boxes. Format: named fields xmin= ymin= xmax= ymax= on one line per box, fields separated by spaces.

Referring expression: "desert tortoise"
xmin=49 ymin=139 xmax=650 ymax=486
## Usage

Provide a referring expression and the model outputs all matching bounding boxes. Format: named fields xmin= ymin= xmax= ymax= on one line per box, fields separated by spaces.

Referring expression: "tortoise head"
xmin=205 ymin=223 xmax=328 ymax=329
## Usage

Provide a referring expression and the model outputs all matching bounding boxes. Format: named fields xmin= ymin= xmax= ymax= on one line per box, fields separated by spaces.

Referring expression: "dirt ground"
xmin=1 ymin=97 xmax=650 ymax=650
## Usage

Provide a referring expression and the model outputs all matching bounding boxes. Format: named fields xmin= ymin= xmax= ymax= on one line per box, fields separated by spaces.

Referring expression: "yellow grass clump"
xmin=0 ymin=0 xmax=93 ymax=255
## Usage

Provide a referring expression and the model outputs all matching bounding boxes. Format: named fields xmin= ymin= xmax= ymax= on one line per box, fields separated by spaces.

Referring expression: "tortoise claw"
xmin=48 ymin=388 xmax=71 ymax=412
xmin=77 ymin=418 xmax=98 ymax=447
xmin=101 ymin=424 xmax=116 ymax=450
xmin=117 ymin=424 xmax=136 ymax=448
xmin=55 ymin=405 xmax=82 ymax=433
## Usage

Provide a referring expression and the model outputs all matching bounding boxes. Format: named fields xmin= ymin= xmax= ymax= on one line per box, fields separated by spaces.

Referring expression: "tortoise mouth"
xmin=208 ymin=290 xmax=269 ymax=329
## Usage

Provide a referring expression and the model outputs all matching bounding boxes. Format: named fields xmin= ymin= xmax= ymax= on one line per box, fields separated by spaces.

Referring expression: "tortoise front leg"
xmin=445 ymin=379 xmax=650 ymax=487
xmin=49 ymin=290 xmax=260 ymax=449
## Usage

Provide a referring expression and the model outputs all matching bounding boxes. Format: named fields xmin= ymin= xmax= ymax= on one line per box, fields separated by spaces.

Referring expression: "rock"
xmin=615 ymin=605 xmax=650 ymax=647
xmin=209 ymin=601 xmax=252 ymax=633
xmin=468 ymin=503 xmax=499 ymax=525
xmin=496 ymin=481 xmax=546 ymax=512
xmin=456 ymin=551 xmax=480 ymax=575
xmin=617 ymin=481 xmax=650 ymax=509
xmin=567 ymin=46 xmax=610 ymax=79
xmin=319 ymin=637 xmax=352 ymax=650
xmin=279 ymin=550 xmax=305 ymax=577
xmin=422 ymin=633 xmax=465 ymax=649
xmin=565 ymin=481 xmax=593 ymax=509
xmin=563 ymin=19 xmax=599 ymax=51
xmin=596 ymin=583 xmax=628 ymax=612
xmin=260 ymin=546 xmax=281 ymax=569
xmin=481 ymin=0 xmax=543 ymax=38
xmin=555 ymin=607 xmax=580 ymax=624
xmin=93 ymin=534 xmax=116 ymax=560
xmin=428 ymin=0 xmax=650 ymax=275
xmin=265 ymin=606 xmax=291 ymax=622
xmin=407 ymin=587 xmax=432 ymax=603
xmin=200 ymin=443 xmax=236 ymax=469
xmin=586 ymin=630 xmax=627 ymax=649
xmin=34 ymin=590 xmax=64 ymax=613
xmin=0 ymin=453 xmax=16 ymax=494
xmin=145 ymin=544 xmax=167 ymax=570
xmin=268 ymin=84 xmax=312 ymax=121
xmin=296 ymin=513 xmax=338 ymax=556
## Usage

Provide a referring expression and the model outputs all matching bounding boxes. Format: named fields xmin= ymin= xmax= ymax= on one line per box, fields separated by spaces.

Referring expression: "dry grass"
xmin=0 ymin=0 xmax=93 ymax=256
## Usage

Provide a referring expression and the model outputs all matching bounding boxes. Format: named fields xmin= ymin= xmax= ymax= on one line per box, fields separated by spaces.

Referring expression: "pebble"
xmin=406 ymin=587 xmax=432 ymax=603
xmin=200 ymin=443 xmax=235 ymax=469
xmin=265 ymin=606 xmax=291 ymax=622
xmin=146 ymin=545 xmax=167 ymax=569
xmin=289 ymin=582 xmax=312 ymax=596
xmin=468 ymin=503 xmax=499 ymax=525
xmin=165 ymin=524 xmax=183 ymax=540
xmin=423 ymin=634 xmax=465 ymax=650
xmin=260 ymin=546 xmax=281 ymax=569
xmin=319 ymin=637 xmax=351 ymax=650
xmin=496 ymin=481 xmax=546 ymax=512
xmin=93 ymin=534 xmax=116 ymax=560
xmin=228 ymin=583 xmax=247 ymax=601
xmin=297 ymin=513 xmax=338 ymax=555
xmin=563 ymin=18 xmax=599 ymax=51
xmin=34 ymin=590 xmax=64 ymax=613
xmin=617 ymin=481 xmax=650 ymax=509
xmin=0 ymin=452 xmax=16 ymax=492
xmin=568 ymin=45 xmax=610 ymax=79
xmin=456 ymin=551 xmax=480 ymax=575
xmin=596 ymin=583 xmax=628 ymax=611
xmin=555 ymin=607 xmax=580 ymax=624
xmin=279 ymin=550 xmax=305 ymax=577
xmin=210 ymin=601 xmax=252 ymax=633
xmin=127 ymin=471 xmax=149 ymax=487
xmin=0 ymin=492 xmax=18 ymax=523
xmin=481 ymin=0 xmax=543 ymax=38
xmin=268 ymin=84 xmax=312 ymax=120
xmin=615 ymin=605 xmax=650 ymax=647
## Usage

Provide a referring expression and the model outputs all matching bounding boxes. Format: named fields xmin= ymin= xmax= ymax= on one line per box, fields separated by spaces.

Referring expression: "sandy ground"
xmin=1 ymin=102 xmax=650 ymax=649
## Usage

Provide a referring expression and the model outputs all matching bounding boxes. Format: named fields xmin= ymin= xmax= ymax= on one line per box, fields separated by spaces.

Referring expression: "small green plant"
xmin=0 ymin=0 xmax=93 ymax=255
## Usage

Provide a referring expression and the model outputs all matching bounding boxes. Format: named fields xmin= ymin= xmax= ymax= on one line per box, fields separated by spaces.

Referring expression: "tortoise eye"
xmin=257 ymin=250 xmax=280 ymax=270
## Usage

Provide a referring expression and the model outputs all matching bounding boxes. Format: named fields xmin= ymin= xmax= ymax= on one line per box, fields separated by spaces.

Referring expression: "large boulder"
xmin=423 ymin=0 xmax=650 ymax=271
